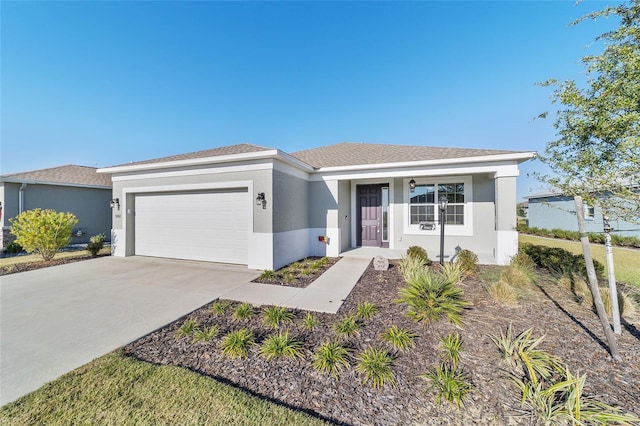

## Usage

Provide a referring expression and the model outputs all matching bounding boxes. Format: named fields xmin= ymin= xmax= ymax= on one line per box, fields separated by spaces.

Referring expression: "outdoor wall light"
xmin=409 ymin=178 xmax=416 ymax=192
xmin=110 ymin=198 xmax=120 ymax=209
xmin=256 ymin=192 xmax=267 ymax=209
xmin=438 ymin=195 xmax=448 ymax=266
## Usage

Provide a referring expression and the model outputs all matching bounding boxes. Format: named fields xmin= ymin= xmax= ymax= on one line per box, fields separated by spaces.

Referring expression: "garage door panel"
xmin=134 ymin=190 xmax=249 ymax=264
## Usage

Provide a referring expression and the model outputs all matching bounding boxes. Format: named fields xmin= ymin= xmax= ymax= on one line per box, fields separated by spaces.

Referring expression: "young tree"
xmin=10 ymin=208 xmax=78 ymax=261
xmin=538 ymin=0 xmax=639 ymax=359
xmin=539 ymin=0 xmax=640 ymax=222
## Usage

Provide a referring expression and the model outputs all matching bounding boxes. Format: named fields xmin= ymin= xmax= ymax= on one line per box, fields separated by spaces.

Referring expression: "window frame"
xmin=403 ymin=176 xmax=473 ymax=236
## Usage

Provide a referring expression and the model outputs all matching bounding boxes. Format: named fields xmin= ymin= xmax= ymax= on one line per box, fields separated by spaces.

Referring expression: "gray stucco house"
xmin=526 ymin=192 xmax=640 ymax=238
xmin=98 ymin=142 xmax=535 ymax=270
xmin=1 ymin=165 xmax=113 ymax=248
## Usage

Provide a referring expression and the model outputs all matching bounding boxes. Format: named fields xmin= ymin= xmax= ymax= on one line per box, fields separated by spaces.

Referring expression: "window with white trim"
xmin=409 ymin=182 xmax=466 ymax=225
xmin=583 ymin=204 xmax=595 ymax=220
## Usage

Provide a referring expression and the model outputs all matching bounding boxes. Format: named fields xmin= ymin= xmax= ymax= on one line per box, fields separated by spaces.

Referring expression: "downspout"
xmin=19 ymin=183 xmax=27 ymax=213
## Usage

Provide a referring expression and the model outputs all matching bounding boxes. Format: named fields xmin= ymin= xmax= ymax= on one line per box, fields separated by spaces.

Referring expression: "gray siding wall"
xmin=338 ymin=180 xmax=351 ymax=251
xmin=272 ymin=169 xmax=308 ymax=233
xmin=309 ymin=180 xmax=338 ymax=229
xmin=1 ymin=182 xmax=111 ymax=244
xmin=528 ymin=196 xmax=640 ymax=237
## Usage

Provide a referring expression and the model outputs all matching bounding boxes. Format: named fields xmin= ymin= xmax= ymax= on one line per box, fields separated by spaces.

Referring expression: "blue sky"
xmin=1 ymin=1 xmax=616 ymax=201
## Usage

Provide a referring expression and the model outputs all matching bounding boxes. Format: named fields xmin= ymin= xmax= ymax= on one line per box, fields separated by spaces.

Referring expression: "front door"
xmin=357 ymin=185 xmax=382 ymax=247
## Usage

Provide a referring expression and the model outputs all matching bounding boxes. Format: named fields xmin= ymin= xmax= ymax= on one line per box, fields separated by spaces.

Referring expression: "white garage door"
xmin=134 ymin=189 xmax=249 ymax=264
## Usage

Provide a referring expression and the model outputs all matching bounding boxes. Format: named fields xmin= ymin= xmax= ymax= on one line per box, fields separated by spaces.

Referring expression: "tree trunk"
xmin=574 ymin=196 xmax=621 ymax=361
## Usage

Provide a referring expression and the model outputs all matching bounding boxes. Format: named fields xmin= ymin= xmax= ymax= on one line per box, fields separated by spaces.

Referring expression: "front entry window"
xmin=409 ymin=182 xmax=465 ymax=225
xmin=382 ymin=186 xmax=389 ymax=242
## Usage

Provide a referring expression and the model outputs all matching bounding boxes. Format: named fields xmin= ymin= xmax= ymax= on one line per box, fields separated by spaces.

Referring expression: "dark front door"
xmin=357 ymin=185 xmax=382 ymax=247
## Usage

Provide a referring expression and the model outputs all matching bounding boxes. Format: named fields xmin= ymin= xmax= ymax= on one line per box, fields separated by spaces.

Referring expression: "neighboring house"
xmin=98 ymin=142 xmax=535 ymax=269
xmin=526 ymin=192 xmax=640 ymax=237
xmin=1 ymin=165 xmax=113 ymax=248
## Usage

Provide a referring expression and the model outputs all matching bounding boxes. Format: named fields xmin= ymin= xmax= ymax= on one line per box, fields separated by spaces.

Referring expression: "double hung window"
xmin=409 ymin=182 xmax=465 ymax=226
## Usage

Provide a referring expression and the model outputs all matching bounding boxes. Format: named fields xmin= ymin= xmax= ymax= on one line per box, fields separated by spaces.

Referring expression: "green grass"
xmin=519 ymin=234 xmax=640 ymax=288
xmin=0 ymin=352 xmax=326 ymax=425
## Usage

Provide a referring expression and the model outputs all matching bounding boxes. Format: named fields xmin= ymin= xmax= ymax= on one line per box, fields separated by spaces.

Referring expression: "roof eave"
xmin=98 ymin=149 xmax=315 ymax=174
xmin=0 ymin=178 xmax=112 ymax=189
xmin=313 ymin=151 xmax=537 ymax=173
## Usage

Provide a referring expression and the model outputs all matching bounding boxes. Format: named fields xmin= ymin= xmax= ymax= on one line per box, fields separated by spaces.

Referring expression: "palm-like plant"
xmin=396 ymin=268 xmax=470 ymax=327
xmin=439 ymin=333 xmax=462 ymax=369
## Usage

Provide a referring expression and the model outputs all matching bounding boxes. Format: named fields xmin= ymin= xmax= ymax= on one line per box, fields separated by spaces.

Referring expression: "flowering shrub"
xmin=9 ymin=208 xmax=78 ymax=261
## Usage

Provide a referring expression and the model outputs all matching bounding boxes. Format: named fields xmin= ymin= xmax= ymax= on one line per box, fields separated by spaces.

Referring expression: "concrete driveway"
xmin=0 ymin=256 xmax=258 ymax=406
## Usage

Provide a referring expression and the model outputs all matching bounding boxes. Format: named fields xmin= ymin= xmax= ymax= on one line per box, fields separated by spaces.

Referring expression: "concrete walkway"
xmin=0 ymin=256 xmax=259 ymax=406
xmin=221 ymin=256 xmax=372 ymax=313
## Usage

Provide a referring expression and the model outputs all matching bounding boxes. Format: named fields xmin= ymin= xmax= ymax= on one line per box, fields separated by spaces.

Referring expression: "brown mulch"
xmin=122 ymin=261 xmax=640 ymax=425
xmin=252 ymin=257 xmax=341 ymax=288
xmin=0 ymin=253 xmax=110 ymax=276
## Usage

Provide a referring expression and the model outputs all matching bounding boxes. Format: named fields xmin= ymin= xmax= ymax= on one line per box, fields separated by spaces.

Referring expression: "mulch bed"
xmin=122 ymin=262 xmax=640 ymax=425
xmin=0 ymin=253 xmax=110 ymax=276
xmin=252 ymin=257 xmax=341 ymax=288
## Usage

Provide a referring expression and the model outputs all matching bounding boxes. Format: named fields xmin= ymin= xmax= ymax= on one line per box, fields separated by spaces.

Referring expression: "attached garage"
xmin=133 ymin=189 xmax=249 ymax=265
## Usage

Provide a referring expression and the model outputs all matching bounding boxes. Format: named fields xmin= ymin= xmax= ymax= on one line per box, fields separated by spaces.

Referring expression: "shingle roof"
xmin=291 ymin=142 xmax=526 ymax=168
xmin=110 ymin=143 xmax=273 ymax=168
xmin=1 ymin=165 xmax=112 ymax=187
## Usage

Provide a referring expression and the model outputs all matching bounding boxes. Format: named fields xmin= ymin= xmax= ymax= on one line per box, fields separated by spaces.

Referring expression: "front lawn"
xmin=0 ymin=247 xmax=110 ymax=275
xmin=519 ymin=234 xmax=640 ymax=288
xmin=0 ymin=352 xmax=326 ymax=425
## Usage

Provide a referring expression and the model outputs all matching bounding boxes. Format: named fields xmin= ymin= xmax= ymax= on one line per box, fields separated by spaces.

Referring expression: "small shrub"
xmin=356 ymin=301 xmax=377 ymax=320
xmin=398 ymin=254 xmax=430 ymax=283
xmin=259 ymin=270 xmax=277 ymax=280
xmin=175 ymin=317 xmax=199 ymax=340
xmin=220 ymin=329 xmax=255 ymax=358
xmin=210 ymin=300 xmax=231 ymax=315
xmin=262 ymin=306 xmax=294 ymax=329
xmin=490 ymin=325 xmax=562 ymax=384
xmin=396 ymin=268 xmax=470 ymax=327
xmin=440 ymin=262 xmax=463 ymax=285
xmin=500 ymin=265 xmax=532 ymax=289
xmin=259 ymin=330 xmax=304 ymax=360
xmin=4 ymin=240 xmax=23 ymax=254
xmin=333 ymin=315 xmax=360 ymax=339
xmin=520 ymin=243 xmax=605 ymax=280
xmin=456 ymin=249 xmax=479 ymax=276
xmin=439 ymin=333 xmax=462 ymax=369
xmin=9 ymin=208 xmax=78 ymax=261
xmin=422 ymin=364 xmax=473 ymax=410
xmin=193 ymin=325 xmax=219 ymax=343
xmin=232 ymin=303 xmax=255 ymax=321
xmin=301 ymin=312 xmax=319 ymax=331
xmin=86 ymin=233 xmax=106 ymax=256
xmin=312 ymin=340 xmax=351 ymax=378
xmin=406 ymin=245 xmax=429 ymax=264
xmin=510 ymin=251 xmax=536 ymax=272
xmin=381 ymin=326 xmax=416 ymax=352
xmin=488 ymin=280 xmax=519 ymax=305
xmin=355 ymin=346 xmax=396 ymax=389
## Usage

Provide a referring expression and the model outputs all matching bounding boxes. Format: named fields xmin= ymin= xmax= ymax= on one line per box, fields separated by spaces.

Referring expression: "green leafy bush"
xmin=86 ymin=233 xmax=106 ymax=256
xmin=355 ymin=301 xmax=377 ymax=320
xmin=518 ymin=223 xmax=640 ymax=248
xmin=262 ymin=306 xmax=294 ymax=329
xmin=355 ymin=346 xmax=396 ymax=389
xmin=301 ymin=312 xmax=319 ymax=331
xmin=220 ymin=329 xmax=255 ymax=358
xmin=10 ymin=208 xmax=78 ymax=261
xmin=520 ymin=243 xmax=605 ymax=279
xmin=456 ymin=249 xmax=479 ymax=276
xmin=381 ymin=326 xmax=417 ymax=352
xmin=312 ymin=340 xmax=351 ymax=378
xmin=333 ymin=315 xmax=360 ymax=340
xmin=259 ymin=330 xmax=304 ymax=360
xmin=4 ymin=240 xmax=23 ymax=254
xmin=406 ymin=245 xmax=429 ymax=264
